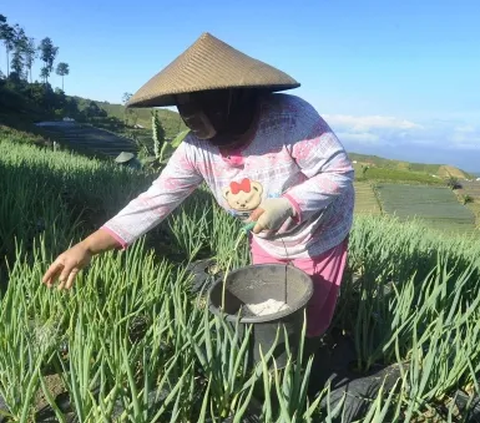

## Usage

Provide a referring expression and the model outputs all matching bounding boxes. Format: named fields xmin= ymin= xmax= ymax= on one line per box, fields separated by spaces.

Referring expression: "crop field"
xmin=375 ymin=183 xmax=477 ymax=235
xmin=461 ymin=181 xmax=480 ymax=198
xmin=1 ymin=134 xmax=480 ymax=421
xmin=353 ymin=182 xmax=382 ymax=215
xmin=358 ymin=167 xmax=444 ymax=185
xmin=35 ymin=121 xmax=137 ymax=159
xmin=459 ymin=181 xmax=480 ymax=229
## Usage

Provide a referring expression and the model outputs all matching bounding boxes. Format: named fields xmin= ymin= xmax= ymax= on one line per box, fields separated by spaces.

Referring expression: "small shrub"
xmin=446 ymin=176 xmax=462 ymax=190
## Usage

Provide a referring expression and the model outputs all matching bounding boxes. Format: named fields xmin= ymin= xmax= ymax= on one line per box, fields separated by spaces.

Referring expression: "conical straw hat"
xmin=115 ymin=151 xmax=135 ymax=163
xmin=126 ymin=32 xmax=300 ymax=108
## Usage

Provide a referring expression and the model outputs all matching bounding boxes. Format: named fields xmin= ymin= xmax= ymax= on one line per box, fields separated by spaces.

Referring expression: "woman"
xmin=42 ymin=32 xmax=355 ymax=341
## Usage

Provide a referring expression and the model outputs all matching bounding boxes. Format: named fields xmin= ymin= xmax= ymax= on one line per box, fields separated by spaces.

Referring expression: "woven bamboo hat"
xmin=115 ymin=151 xmax=135 ymax=163
xmin=126 ymin=32 xmax=300 ymax=108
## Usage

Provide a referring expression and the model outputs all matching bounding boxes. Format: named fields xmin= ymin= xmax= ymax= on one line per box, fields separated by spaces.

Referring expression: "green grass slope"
xmin=87 ymin=100 xmax=184 ymax=135
xmin=94 ymin=101 xmax=185 ymax=134
xmin=69 ymin=96 xmax=187 ymax=140
xmin=354 ymin=164 xmax=445 ymax=185
xmin=348 ymin=152 xmax=473 ymax=180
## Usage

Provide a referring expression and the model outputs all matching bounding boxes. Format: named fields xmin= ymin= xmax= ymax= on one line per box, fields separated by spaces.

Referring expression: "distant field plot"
xmin=376 ymin=184 xmax=476 ymax=235
xmin=460 ymin=181 xmax=480 ymax=228
xmin=364 ymin=167 xmax=443 ymax=185
xmin=462 ymin=181 xmax=480 ymax=198
xmin=37 ymin=122 xmax=137 ymax=158
xmin=353 ymin=182 xmax=382 ymax=215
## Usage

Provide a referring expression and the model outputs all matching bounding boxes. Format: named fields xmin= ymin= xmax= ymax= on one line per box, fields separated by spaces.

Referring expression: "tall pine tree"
xmin=38 ymin=37 xmax=58 ymax=83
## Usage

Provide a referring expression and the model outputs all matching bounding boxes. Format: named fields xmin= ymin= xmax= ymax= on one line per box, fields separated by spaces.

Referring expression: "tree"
xmin=56 ymin=62 xmax=69 ymax=91
xmin=84 ymin=101 xmax=107 ymax=119
xmin=361 ymin=165 xmax=370 ymax=179
xmin=24 ymin=37 xmax=36 ymax=83
xmin=11 ymin=25 xmax=28 ymax=79
xmin=462 ymin=194 xmax=474 ymax=205
xmin=122 ymin=92 xmax=138 ymax=126
xmin=122 ymin=92 xmax=132 ymax=104
xmin=446 ymin=176 xmax=462 ymax=190
xmin=38 ymin=37 xmax=58 ymax=83
xmin=0 ymin=15 xmax=15 ymax=77
xmin=40 ymin=66 xmax=49 ymax=84
xmin=0 ymin=15 xmax=7 ymax=74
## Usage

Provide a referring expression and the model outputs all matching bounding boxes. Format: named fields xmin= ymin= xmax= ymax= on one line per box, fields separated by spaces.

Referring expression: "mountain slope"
xmin=93 ymin=100 xmax=185 ymax=136
xmin=348 ymin=152 xmax=472 ymax=180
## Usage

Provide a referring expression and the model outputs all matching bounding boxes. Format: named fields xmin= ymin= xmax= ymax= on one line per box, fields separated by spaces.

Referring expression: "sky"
xmin=2 ymin=0 xmax=480 ymax=172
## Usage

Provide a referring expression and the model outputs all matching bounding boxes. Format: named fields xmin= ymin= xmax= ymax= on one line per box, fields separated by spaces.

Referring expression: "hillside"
xmin=348 ymin=152 xmax=473 ymax=180
xmin=72 ymin=96 xmax=187 ymax=139
xmin=0 ymin=79 xmax=186 ymax=142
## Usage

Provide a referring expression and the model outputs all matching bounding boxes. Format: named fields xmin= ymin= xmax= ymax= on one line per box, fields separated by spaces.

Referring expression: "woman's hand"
xmin=41 ymin=228 xmax=122 ymax=290
xmin=42 ymin=242 xmax=92 ymax=290
xmin=247 ymin=198 xmax=296 ymax=234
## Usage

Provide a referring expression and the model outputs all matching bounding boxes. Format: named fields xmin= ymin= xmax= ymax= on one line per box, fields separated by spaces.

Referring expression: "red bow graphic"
xmin=230 ymin=178 xmax=251 ymax=194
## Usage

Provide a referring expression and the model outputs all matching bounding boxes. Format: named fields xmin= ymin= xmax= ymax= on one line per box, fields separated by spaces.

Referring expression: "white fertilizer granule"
xmin=245 ymin=299 xmax=290 ymax=316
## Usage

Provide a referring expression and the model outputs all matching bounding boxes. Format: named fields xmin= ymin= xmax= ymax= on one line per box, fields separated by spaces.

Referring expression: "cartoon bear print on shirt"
xmin=223 ymin=178 xmax=263 ymax=220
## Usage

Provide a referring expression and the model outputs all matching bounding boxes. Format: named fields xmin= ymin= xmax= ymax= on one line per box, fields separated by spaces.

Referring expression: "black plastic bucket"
xmin=208 ymin=264 xmax=313 ymax=369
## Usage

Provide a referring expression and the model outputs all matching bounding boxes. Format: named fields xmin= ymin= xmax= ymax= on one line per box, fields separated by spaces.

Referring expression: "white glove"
xmin=246 ymin=198 xmax=295 ymax=234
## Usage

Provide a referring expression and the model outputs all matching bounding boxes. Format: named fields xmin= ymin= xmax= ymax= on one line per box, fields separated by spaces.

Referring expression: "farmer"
xmin=42 ymin=32 xmax=355 ymax=344
xmin=114 ymin=151 xmax=142 ymax=170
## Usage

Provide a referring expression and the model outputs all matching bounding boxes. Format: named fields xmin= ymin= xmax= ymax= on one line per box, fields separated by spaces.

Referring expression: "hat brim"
xmin=127 ymin=84 xmax=300 ymax=108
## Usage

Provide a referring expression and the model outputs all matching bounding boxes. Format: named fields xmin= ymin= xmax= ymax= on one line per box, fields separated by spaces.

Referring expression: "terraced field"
xmin=459 ymin=181 xmax=480 ymax=228
xmin=376 ymin=183 xmax=477 ymax=235
xmin=353 ymin=182 xmax=382 ymax=215
xmin=36 ymin=121 xmax=137 ymax=158
xmin=462 ymin=181 xmax=480 ymax=197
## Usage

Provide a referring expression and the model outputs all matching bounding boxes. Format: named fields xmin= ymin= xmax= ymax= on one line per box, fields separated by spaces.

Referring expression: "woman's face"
xmin=176 ymin=91 xmax=232 ymax=140
xmin=176 ymin=89 xmax=257 ymax=143
xmin=176 ymin=93 xmax=218 ymax=139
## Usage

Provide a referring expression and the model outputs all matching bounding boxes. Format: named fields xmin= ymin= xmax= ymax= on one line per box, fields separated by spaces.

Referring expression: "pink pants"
xmin=250 ymin=236 xmax=349 ymax=338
